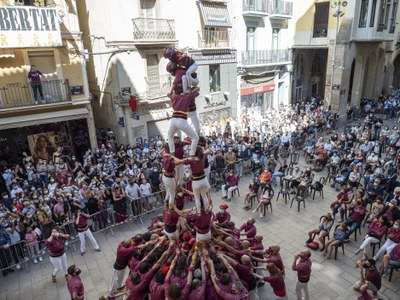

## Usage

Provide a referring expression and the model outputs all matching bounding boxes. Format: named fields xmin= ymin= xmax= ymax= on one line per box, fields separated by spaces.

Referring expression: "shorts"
xmin=163 ymin=228 xmax=179 ymax=240
xmin=354 ymin=281 xmax=378 ymax=292
xmin=389 ymin=260 xmax=400 ymax=267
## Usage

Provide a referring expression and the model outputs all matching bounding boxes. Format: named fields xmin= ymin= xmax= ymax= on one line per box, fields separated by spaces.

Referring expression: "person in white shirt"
xmin=10 ymin=184 xmax=23 ymax=198
xmin=366 ymin=152 xmax=379 ymax=166
xmin=139 ymin=178 xmax=152 ymax=211
xmin=125 ymin=179 xmax=142 ymax=216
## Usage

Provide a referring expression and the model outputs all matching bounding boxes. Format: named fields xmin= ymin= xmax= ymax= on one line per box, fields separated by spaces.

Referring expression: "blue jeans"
xmin=344 ymin=221 xmax=359 ymax=238
xmin=332 ymin=204 xmax=345 ymax=220
xmin=271 ymin=172 xmax=284 ymax=185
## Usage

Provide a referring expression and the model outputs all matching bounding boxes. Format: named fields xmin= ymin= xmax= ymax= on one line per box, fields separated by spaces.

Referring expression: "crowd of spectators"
xmin=0 ymin=90 xmax=400 ymax=299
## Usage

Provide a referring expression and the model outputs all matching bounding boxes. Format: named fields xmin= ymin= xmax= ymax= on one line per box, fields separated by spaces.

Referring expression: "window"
xmin=390 ymin=1 xmax=398 ymax=32
xmin=313 ymin=2 xmax=329 ymax=37
xmin=377 ymin=0 xmax=387 ymax=31
xmin=246 ymin=27 xmax=255 ymax=51
xmin=209 ymin=65 xmax=220 ymax=93
xmin=359 ymin=0 xmax=369 ymax=27
xmin=384 ymin=0 xmax=392 ymax=29
xmin=370 ymin=0 xmax=377 ymax=27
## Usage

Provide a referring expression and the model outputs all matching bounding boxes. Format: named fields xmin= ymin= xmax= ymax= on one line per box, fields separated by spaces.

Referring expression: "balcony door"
xmin=146 ymin=54 xmax=160 ymax=98
xmin=28 ymin=51 xmax=58 ymax=80
xmin=246 ymin=27 xmax=255 ymax=64
xmin=140 ymin=0 xmax=156 ymax=31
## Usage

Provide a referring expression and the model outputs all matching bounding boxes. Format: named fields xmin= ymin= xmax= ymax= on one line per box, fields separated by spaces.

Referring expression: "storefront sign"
xmin=240 ymin=83 xmax=275 ymax=96
xmin=0 ymin=6 xmax=62 ymax=48
xmin=189 ymin=49 xmax=237 ymax=65
xmin=70 ymin=85 xmax=84 ymax=95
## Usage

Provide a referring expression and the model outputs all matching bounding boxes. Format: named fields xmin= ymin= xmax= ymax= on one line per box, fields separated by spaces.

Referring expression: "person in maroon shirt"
xmin=189 ymin=259 xmax=207 ymax=299
xmin=173 ymin=136 xmax=188 ymax=186
xmin=374 ymin=219 xmax=400 ymax=260
xmin=292 ymin=250 xmax=312 ymax=300
xmin=214 ymin=204 xmax=231 ymax=226
xmin=125 ymin=240 xmax=172 ymax=300
xmin=343 ymin=201 xmax=367 ymax=238
xmin=27 ymin=65 xmax=44 ymax=103
xmin=167 ymin=89 xmax=199 ymax=158
xmin=109 ymin=239 xmax=135 ymax=295
xmin=239 ymin=218 xmax=257 ymax=239
xmin=221 ymin=171 xmax=239 ymax=202
xmin=161 ymin=145 xmax=176 ymax=208
xmin=254 ymin=263 xmax=287 ymax=299
xmin=45 ymin=228 xmax=70 ymax=283
xmin=163 ymin=201 xmax=180 ymax=242
xmin=353 ymin=258 xmax=381 ymax=297
xmin=173 ymin=146 xmax=210 ymax=214
xmin=381 ymin=243 xmax=400 ymax=277
xmin=75 ymin=210 xmax=101 ymax=255
xmin=67 ymin=265 xmax=85 ymax=300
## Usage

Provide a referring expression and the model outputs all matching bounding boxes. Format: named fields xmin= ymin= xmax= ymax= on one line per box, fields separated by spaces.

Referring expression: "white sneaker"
xmin=38 ymin=257 xmax=43 ymax=262
xmin=33 ymin=259 xmax=38 ymax=264
xmin=16 ymin=264 xmax=21 ymax=270
xmin=252 ymin=210 xmax=256 ymax=213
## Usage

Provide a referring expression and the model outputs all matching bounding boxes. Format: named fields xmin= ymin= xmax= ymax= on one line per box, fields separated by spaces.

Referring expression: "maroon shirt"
xmin=28 ymin=69 xmax=42 ymax=82
xmin=76 ymin=214 xmax=88 ymax=231
xmin=189 ymin=279 xmax=206 ymax=300
xmin=214 ymin=212 xmax=231 ymax=224
xmin=239 ymin=223 xmax=257 ymax=238
xmin=175 ymin=142 xmax=184 ymax=159
xmin=114 ymin=242 xmax=135 ymax=270
xmin=162 ymin=153 xmax=175 ymax=173
xmin=293 ymin=258 xmax=312 ymax=283
xmin=169 ymin=91 xmax=199 ymax=113
xmin=236 ymin=263 xmax=256 ymax=290
xmin=45 ymin=236 xmax=67 ymax=257
xmin=389 ymin=243 xmax=400 ymax=260
xmin=183 ymin=157 xmax=205 ymax=176
xmin=187 ymin=210 xmax=213 ymax=233
xmin=125 ymin=268 xmax=157 ymax=300
xmin=388 ymin=227 xmax=400 ymax=243
xmin=173 ymin=51 xmax=195 ymax=69
xmin=67 ymin=275 xmax=84 ymax=298
xmin=225 ymin=175 xmax=238 ymax=186
xmin=163 ymin=209 xmax=179 ymax=227
xmin=267 ymin=254 xmax=285 ymax=274
xmin=150 ymin=278 xmax=165 ymax=300
xmin=263 ymin=275 xmax=286 ymax=297
xmin=365 ymin=267 xmax=381 ymax=290
xmin=349 ymin=205 xmax=366 ymax=226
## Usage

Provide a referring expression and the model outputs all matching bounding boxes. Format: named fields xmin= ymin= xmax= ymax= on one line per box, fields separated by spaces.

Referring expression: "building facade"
xmin=0 ymin=0 xmax=96 ymax=166
xmin=292 ymin=0 xmax=400 ymax=119
xmin=77 ymin=0 xmax=237 ymax=145
xmin=234 ymin=0 xmax=293 ymax=119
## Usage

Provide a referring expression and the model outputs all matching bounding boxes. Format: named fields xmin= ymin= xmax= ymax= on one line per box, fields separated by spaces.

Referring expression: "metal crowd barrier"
xmin=0 ymin=240 xmax=31 ymax=273
xmin=126 ymin=190 xmax=166 ymax=224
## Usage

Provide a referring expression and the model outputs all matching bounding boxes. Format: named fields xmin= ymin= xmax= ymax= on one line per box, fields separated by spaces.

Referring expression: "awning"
xmin=198 ymin=2 xmax=232 ymax=28
xmin=0 ymin=48 xmax=15 ymax=58
xmin=0 ymin=107 xmax=88 ymax=130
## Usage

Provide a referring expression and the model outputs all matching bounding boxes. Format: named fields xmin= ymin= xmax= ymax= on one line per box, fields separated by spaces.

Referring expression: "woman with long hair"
xmin=32 ymin=134 xmax=56 ymax=165
xmin=254 ymin=262 xmax=287 ymax=299
xmin=111 ymin=182 xmax=128 ymax=223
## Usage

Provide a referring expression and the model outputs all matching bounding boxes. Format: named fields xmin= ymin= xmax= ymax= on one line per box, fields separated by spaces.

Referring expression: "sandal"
xmin=52 ymin=275 xmax=57 ymax=283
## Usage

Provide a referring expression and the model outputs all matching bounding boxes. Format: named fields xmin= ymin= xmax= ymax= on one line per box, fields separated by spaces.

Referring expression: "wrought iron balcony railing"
xmin=268 ymin=0 xmax=293 ymax=16
xmin=198 ymin=29 xmax=231 ymax=48
xmin=313 ymin=23 xmax=328 ymax=38
xmin=132 ymin=18 xmax=176 ymax=41
xmin=241 ymin=49 xmax=291 ymax=66
xmin=242 ymin=0 xmax=268 ymax=14
xmin=0 ymin=79 xmax=71 ymax=109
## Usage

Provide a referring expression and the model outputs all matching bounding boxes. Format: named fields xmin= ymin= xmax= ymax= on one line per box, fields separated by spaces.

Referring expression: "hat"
xmin=390 ymin=199 xmax=397 ymax=205
xmin=220 ymin=204 xmax=229 ymax=210
xmin=183 ymin=232 xmax=192 ymax=243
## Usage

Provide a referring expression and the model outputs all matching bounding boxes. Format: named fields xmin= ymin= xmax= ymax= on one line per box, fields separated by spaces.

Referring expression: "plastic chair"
xmin=276 ymin=177 xmax=291 ymax=204
xmin=290 ymin=185 xmax=307 ymax=212
xmin=310 ymin=179 xmax=324 ymax=199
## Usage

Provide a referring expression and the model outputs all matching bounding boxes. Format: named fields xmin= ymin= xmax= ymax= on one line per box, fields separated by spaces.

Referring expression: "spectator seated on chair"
xmin=330 ymin=187 xmax=351 ymax=223
xmin=221 ymin=171 xmax=239 ymax=202
xmin=353 ymin=258 xmax=381 ymax=298
xmin=306 ymin=213 xmax=334 ymax=252
xmin=252 ymin=184 xmax=274 ymax=218
xmin=348 ymin=166 xmax=361 ymax=188
xmin=322 ymin=224 xmax=347 ymax=259
xmin=381 ymin=242 xmax=400 ymax=277
xmin=244 ymin=179 xmax=258 ymax=208
xmin=343 ymin=200 xmax=367 ymax=240
xmin=213 ymin=204 xmax=231 ymax=227
xmin=325 ymin=151 xmax=341 ymax=174
xmin=270 ymin=159 xmax=288 ymax=186
xmin=369 ymin=197 xmax=385 ymax=222
xmin=313 ymin=145 xmax=328 ymax=169
xmin=224 ymin=147 xmax=236 ymax=172
xmin=377 ymin=199 xmax=400 ymax=227
xmin=373 ymin=219 xmax=400 ymax=261
xmin=355 ymin=216 xmax=388 ymax=258
xmin=289 ymin=167 xmax=303 ymax=194
xmin=364 ymin=179 xmax=385 ymax=204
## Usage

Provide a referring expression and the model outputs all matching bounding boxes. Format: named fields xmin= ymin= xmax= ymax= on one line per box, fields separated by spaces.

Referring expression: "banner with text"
xmin=0 ymin=6 xmax=62 ymax=48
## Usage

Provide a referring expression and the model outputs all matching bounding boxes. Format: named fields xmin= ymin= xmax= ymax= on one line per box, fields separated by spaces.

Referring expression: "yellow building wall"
xmin=0 ymin=49 xmax=27 ymax=85
xmin=59 ymin=48 xmax=84 ymax=88
xmin=295 ymin=0 xmax=348 ymax=33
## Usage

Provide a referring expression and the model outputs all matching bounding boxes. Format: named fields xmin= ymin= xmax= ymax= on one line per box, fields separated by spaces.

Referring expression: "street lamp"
xmin=328 ymin=1 xmax=347 ymax=111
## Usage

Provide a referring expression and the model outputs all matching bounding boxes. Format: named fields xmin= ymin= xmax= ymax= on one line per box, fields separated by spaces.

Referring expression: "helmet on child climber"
xmin=163 ymin=46 xmax=176 ymax=59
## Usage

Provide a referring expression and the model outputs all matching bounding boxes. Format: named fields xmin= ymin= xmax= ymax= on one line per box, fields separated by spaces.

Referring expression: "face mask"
xmin=389 ymin=203 xmax=394 ymax=208
xmin=394 ymin=225 xmax=399 ymax=230
xmin=13 ymin=187 xmax=17 ymax=190
xmin=220 ymin=210 xmax=224 ymax=214
xmin=12 ymin=208 xmax=17 ymax=212
xmin=50 ymin=180 xmax=55 ymax=183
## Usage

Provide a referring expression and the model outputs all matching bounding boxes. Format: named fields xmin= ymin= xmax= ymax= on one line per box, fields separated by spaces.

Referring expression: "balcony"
xmin=242 ymin=0 xmax=269 ymax=17
xmin=268 ymin=0 xmax=293 ymax=19
xmin=140 ymin=75 xmax=172 ymax=101
xmin=241 ymin=49 xmax=291 ymax=66
xmin=198 ymin=29 xmax=231 ymax=49
xmin=313 ymin=23 xmax=328 ymax=38
xmin=132 ymin=18 xmax=176 ymax=45
xmin=0 ymin=80 xmax=71 ymax=109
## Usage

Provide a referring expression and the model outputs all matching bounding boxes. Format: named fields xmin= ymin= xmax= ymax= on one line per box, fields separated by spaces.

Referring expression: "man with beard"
xmin=67 ymin=264 xmax=84 ymax=300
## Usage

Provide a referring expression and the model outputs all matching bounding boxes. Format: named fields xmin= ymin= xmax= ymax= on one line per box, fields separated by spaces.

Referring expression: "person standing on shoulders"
xmin=292 ymin=250 xmax=312 ymax=300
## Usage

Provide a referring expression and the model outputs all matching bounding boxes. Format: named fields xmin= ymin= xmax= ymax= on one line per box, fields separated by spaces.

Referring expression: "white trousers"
xmin=188 ymin=111 xmax=201 ymax=135
xmin=204 ymin=165 xmax=210 ymax=181
xmin=295 ymin=281 xmax=310 ymax=300
xmin=78 ymin=228 xmax=100 ymax=253
xmin=192 ymin=177 xmax=210 ymax=212
xmin=109 ymin=268 xmax=126 ymax=293
xmin=186 ymin=63 xmax=198 ymax=86
xmin=222 ymin=184 xmax=238 ymax=199
xmin=50 ymin=253 xmax=68 ymax=276
xmin=162 ymin=175 xmax=176 ymax=206
xmin=359 ymin=235 xmax=380 ymax=253
xmin=181 ymin=75 xmax=199 ymax=93
xmin=175 ymin=164 xmax=185 ymax=187
xmin=248 ymin=288 xmax=259 ymax=300
xmin=374 ymin=239 xmax=395 ymax=260
xmin=168 ymin=118 xmax=199 ymax=156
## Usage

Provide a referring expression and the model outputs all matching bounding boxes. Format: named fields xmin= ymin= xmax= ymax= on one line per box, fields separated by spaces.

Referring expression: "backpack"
xmin=306 ymin=241 xmax=319 ymax=250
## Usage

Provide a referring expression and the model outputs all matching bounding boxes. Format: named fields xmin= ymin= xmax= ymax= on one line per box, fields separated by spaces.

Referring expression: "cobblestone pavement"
xmin=1 ymin=120 xmax=400 ymax=300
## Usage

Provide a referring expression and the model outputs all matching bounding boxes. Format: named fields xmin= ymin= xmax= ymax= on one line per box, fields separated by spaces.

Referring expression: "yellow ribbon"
xmin=0 ymin=34 xmax=8 ymax=46
xmin=33 ymin=34 xmax=40 ymax=46
xmin=48 ymin=34 xmax=55 ymax=45
xmin=17 ymin=34 xmax=23 ymax=46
